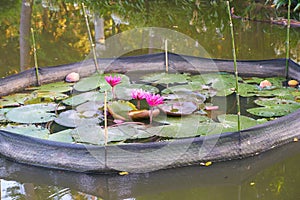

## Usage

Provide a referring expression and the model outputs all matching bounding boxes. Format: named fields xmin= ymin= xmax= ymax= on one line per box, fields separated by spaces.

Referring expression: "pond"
xmin=0 ymin=0 xmax=300 ymax=199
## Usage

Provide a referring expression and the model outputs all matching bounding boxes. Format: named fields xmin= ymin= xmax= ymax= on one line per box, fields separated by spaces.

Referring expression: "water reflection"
xmin=0 ymin=142 xmax=300 ymax=199
xmin=0 ymin=0 xmax=299 ymax=77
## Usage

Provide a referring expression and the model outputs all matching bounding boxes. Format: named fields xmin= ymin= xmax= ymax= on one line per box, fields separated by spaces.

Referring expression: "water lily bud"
xmin=259 ymin=80 xmax=272 ymax=88
xmin=65 ymin=72 xmax=80 ymax=82
xmin=288 ymin=80 xmax=299 ymax=88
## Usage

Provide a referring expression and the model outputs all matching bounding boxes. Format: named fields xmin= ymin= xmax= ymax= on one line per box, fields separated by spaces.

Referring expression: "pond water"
xmin=0 ymin=0 xmax=300 ymax=199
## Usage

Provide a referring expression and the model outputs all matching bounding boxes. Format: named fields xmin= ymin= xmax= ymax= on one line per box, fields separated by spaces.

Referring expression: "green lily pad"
xmin=55 ymin=110 xmax=102 ymax=128
xmin=73 ymin=73 xmax=130 ymax=92
xmin=0 ymin=93 xmax=28 ymax=107
xmin=140 ymin=73 xmax=190 ymax=84
xmin=0 ymin=125 xmax=49 ymax=139
xmin=254 ymin=98 xmax=300 ymax=107
xmin=108 ymin=101 xmax=137 ymax=121
xmin=27 ymin=81 xmax=73 ymax=93
xmin=159 ymin=101 xmax=198 ymax=116
xmin=247 ymin=104 xmax=300 ymax=117
xmin=162 ymin=91 xmax=206 ymax=105
xmin=217 ymin=114 xmax=258 ymax=132
xmin=27 ymin=91 xmax=69 ymax=102
xmin=72 ymin=125 xmax=105 ymax=145
xmin=62 ymin=91 xmax=110 ymax=107
xmin=49 ymin=129 xmax=74 ymax=143
xmin=6 ymin=103 xmax=57 ymax=123
xmin=191 ymin=73 xmax=237 ymax=96
xmin=76 ymin=101 xmax=103 ymax=113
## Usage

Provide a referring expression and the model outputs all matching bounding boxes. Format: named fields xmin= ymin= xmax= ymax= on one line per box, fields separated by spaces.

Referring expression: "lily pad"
xmin=162 ymin=91 xmax=206 ymax=105
xmin=62 ymin=91 xmax=110 ymax=107
xmin=74 ymin=73 xmax=130 ymax=92
xmin=217 ymin=114 xmax=258 ymax=132
xmin=0 ymin=93 xmax=29 ymax=107
xmin=27 ymin=81 xmax=73 ymax=93
xmin=55 ymin=110 xmax=102 ymax=128
xmin=108 ymin=101 xmax=137 ymax=121
xmin=159 ymin=101 xmax=197 ymax=116
xmin=72 ymin=125 xmax=105 ymax=145
xmin=76 ymin=101 xmax=103 ymax=113
xmin=49 ymin=129 xmax=74 ymax=143
xmin=247 ymin=104 xmax=300 ymax=117
xmin=254 ymin=98 xmax=300 ymax=107
xmin=140 ymin=72 xmax=189 ymax=84
xmin=6 ymin=103 xmax=57 ymax=123
xmin=0 ymin=125 xmax=49 ymax=139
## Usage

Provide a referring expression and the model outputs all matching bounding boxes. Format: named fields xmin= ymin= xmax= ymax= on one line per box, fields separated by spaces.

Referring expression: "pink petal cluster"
xmin=145 ymin=93 xmax=164 ymax=107
xmin=105 ymin=75 xmax=121 ymax=87
xmin=131 ymin=89 xmax=148 ymax=100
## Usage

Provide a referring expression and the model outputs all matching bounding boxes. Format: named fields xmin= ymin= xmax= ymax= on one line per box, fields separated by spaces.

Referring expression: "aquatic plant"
xmin=131 ymin=89 xmax=148 ymax=109
xmin=145 ymin=93 xmax=164 ymax=124
xmin=105 ymin=75 xmax=121 ymax=99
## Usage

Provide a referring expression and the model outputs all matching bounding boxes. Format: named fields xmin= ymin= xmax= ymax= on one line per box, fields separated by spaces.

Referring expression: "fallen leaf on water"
xmin=119 ymin=171 xmax=129 ymax=176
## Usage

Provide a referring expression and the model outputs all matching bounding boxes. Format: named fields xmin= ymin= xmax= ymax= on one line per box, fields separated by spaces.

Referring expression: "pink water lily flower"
xmin=145 ymin=93 xmax=164 ymax=107
xmin=145 ymin=93 xmax=164 ymax=124
xmin=131 ymin=89 xmax=148 ymax=109
xmin=105 ymin=75 xmax=121 ymax=99
xmin=105 ymin=75 xmax=122 ymax=87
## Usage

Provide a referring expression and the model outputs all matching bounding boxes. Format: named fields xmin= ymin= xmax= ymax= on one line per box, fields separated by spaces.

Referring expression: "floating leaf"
xmin=254 ymin=98 xmax=300 ymax=107
xmin=159 ymin=101 xmax=197 ymax=116
xmin=55 ymin=110 xmax=102 ymax=128
xmin=217 ymin=114 xmax=257 ymax=132
xmin=49 ymin=129 xmax=74 ymax=143
xmin=27 ymin=81 xmax=73 ymax=93
xmin=108 ymin=101 xmax=137 ymax=121
xmin=6 ymin=103 xmax=57 ymax=123
xmin=74 ymin=73 xmax=130 ymax=92
xmin=72 ymin=125 xmax=105 ymax=145
xmin=0 ymin=93 xmax=28 ymax=107
xmin=0 ymin=125 xmax=49 ymax=139
xmin=162 ymin=91 xmax=206 ymax=106
xmin=247 ymin=104 xmax=300 ymax=117
xmin=140 ymin=73 xmax=189 ymax=84
xmin=62 ymin=91 xmax=110 ymax=107
xmin=76 ymin=101 xmax=103 ymax=112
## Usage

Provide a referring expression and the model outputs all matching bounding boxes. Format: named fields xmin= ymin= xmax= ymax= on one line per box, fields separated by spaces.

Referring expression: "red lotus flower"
xmin=105 ymin=75 xmax=121 ymax=87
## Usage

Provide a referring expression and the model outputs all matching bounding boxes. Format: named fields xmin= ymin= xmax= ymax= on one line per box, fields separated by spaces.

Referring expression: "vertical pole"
xmin=227 ymin=1 xmax=241 ymax=132
xmin=104 ymin=91 xmax=108 ymax=145
xmin=31 ymin=28 xmax=40 ymax=86
xmin=82 ymin=3 xmax=100 ymax=73
xmin=165 ymin=39 xmax=169 ymax=73
xmin=285 ymin=0 xmax=291 ymax=80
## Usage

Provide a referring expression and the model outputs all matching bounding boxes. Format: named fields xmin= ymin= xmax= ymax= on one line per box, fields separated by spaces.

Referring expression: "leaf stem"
xmin=285 ymin=0 xmax=291 ymax=81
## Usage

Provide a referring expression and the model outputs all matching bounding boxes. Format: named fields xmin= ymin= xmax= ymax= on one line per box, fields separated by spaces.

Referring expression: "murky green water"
xmin=1 ymin=0 xmax=300 ymax=199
